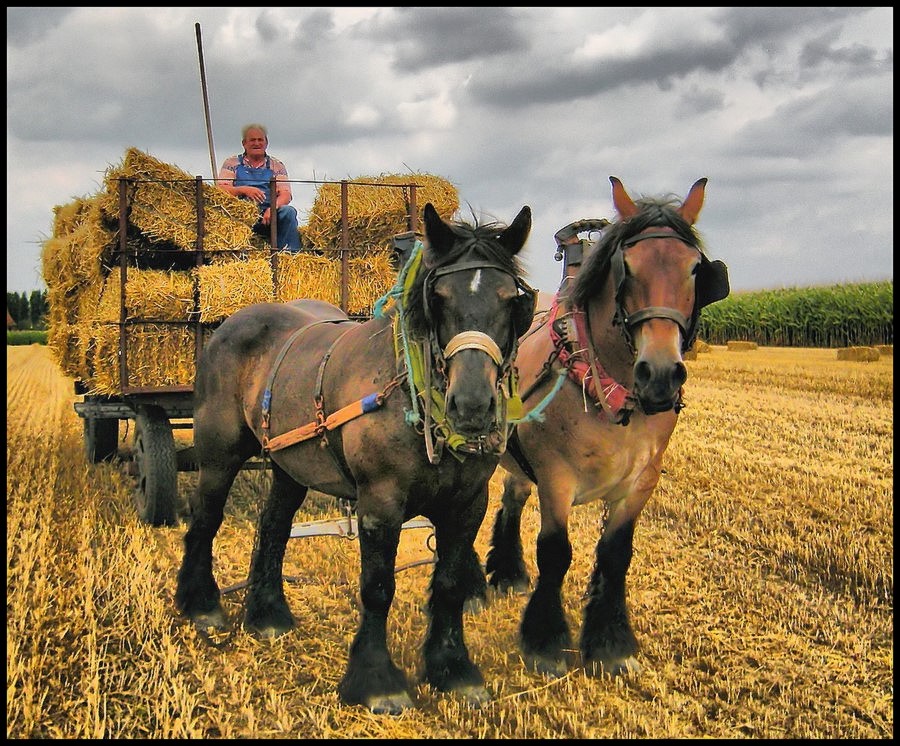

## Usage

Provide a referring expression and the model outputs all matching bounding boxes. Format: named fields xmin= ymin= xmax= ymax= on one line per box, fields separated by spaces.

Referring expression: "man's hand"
xmin=240 ymin=185 xmax=267 ymax=203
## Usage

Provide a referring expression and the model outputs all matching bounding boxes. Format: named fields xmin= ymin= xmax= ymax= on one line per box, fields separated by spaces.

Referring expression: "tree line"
xmin=7 ymin=290 xmax=49 ymax=330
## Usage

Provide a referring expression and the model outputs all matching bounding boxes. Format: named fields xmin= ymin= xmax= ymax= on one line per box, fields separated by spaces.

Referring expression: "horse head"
xmin=405 ymin=202 xmax=534 ymax=441
xmin=572 ymin=177 xmax=729 ymax=415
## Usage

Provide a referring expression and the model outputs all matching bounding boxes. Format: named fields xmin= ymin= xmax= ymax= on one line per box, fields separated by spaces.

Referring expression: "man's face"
xmin=243 ymin=129 xmax=267 ymax=156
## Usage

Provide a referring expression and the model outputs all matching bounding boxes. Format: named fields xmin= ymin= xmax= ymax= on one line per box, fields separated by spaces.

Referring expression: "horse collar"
xmin=549 ymin=295 xmax=636 ymax=426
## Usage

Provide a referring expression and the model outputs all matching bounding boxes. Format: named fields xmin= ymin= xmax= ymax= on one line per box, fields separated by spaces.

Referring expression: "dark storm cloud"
xmin=365 ymin=6 xmax=530 ymax=69
xmin=732 ymin=77 xmax=893 ymax=158
xmin=464 ymin=7 xmax=880 ymax=109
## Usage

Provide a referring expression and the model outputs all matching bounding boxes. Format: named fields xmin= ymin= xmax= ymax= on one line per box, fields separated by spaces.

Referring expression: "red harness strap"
xmin=548 ymin=296 xmax=635 ymax=424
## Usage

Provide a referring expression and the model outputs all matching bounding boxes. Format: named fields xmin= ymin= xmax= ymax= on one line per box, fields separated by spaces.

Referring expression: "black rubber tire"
xmin=132 ymin=406 xmax=178 ymax=527
xmin=84 ymin=417 xmax=119 ymax=463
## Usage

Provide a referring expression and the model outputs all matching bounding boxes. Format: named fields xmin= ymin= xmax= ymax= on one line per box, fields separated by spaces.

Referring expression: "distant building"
xmin=7 ymin=306 xmax=17 ymax=330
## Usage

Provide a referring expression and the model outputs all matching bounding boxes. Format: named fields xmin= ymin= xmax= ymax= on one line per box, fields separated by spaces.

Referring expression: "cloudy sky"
xmin=6 ymin=7 xmax=893 ymax=296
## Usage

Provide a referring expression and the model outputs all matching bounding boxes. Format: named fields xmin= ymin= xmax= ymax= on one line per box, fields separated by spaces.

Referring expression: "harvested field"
xmin=6 ymin=344 xmax=893 ymax=738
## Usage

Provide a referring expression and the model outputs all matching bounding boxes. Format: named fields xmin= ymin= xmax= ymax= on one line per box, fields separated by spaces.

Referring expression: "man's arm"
xmin=215 ymin=155 xmax=245 ymax=198
xmin=271 ymin=157 xmax=293 ymax=208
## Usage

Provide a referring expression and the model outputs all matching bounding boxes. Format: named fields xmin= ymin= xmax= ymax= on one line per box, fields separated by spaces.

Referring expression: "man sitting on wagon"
xmin=216 ymin=123 xmax=301 ymax=252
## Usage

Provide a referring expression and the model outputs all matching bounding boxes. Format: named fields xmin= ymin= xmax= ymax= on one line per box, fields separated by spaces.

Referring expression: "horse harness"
xmin=259 ymin=251 xmax=532 ymax=471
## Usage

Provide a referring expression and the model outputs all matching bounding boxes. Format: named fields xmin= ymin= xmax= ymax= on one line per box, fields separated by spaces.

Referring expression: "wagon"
xmin=73 ymin=175 xmax=423 ymax=527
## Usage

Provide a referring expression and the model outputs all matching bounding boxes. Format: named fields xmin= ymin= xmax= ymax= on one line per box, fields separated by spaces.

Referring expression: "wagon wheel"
xmin=132 ymin=406 xmax=178 ymax=527
xmin=83 ymin=417 xmax=119 ymax=463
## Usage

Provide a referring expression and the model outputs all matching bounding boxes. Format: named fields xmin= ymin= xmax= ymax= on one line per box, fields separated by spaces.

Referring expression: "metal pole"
xmin=195 ymin=22 xmax=217 ymax=179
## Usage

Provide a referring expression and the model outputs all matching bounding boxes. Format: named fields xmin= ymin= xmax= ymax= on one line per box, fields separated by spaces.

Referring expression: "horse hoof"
xmin=252 ymin=625 xmax=291 ymax=640
xmin=191 ymin=608 xmax=227 ymax=630
xmin=366 ymin=691 xmax=415 ymax=715
xmin=455 ymin=683 xmax=492 ymax=708
xmin=524 ymin=654 xmax=567 ymax=679
xmin=584 ymin=656 xmax=642 ymax=678
xmin=464 ymin=594 xmax=488 ymax=614
xmin=489 ymin=578 xmax=529 ymax=596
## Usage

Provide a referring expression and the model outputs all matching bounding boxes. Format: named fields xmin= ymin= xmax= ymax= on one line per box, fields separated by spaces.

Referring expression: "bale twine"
xmin=836 ymin=346 xmax=880 ymax=362
xmin=727 ymin=340 xmax=758 ymax=351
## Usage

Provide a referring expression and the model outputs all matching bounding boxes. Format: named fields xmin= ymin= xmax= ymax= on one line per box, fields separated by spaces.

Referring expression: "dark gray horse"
xmin=175 ymin=203 xmax=535 ymax=713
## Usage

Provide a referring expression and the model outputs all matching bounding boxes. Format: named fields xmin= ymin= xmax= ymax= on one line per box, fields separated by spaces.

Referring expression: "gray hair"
xmin=241 ymin=123 xmax=268 ymax=141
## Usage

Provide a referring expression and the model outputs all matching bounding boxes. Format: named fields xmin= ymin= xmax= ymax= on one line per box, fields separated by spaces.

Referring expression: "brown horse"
xmin=485 ymin=177 xmax=730 ymax=678
xmin=175 ymin=203 xmax=536 ymax=713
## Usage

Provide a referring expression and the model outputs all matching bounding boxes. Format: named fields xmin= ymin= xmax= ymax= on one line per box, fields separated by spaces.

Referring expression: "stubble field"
xmin=6 ymin=343 xmax=893 ymax=738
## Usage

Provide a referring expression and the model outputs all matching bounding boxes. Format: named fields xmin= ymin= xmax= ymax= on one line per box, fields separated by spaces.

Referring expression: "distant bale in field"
xmin=875 ymin=345 xmax=892 ymax=357
xmin=836 ymin=346 xmax=880 ymax=362
xmin=727 ymin=340 xmax=758 ymax=351
xmin=685 ymin=338 xmax=712 ymax=359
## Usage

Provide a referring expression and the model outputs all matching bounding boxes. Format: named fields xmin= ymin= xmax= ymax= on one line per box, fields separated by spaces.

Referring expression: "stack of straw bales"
xmin=42 ymin=149 xmax=459 ymax=395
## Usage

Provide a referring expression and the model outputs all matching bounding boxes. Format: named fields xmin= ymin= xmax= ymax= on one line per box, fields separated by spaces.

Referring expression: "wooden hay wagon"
xmin=61 ymin=166 xmax=440 ymax=528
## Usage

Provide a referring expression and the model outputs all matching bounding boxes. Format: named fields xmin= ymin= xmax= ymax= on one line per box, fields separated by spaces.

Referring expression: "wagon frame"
xmin=74 ymin=176 xmax=421 ymax=527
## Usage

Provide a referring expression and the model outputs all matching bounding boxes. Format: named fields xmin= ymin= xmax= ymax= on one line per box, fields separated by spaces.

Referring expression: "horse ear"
xmin=422 ymin=202 xmax=455 ymax=255
xmin=498 ymin=206 xmax=532 ymax=255
xmin=610 ymin=176 xmax=638 ymax=219
xmin=678 ymin=178 xmax=708 ymax=225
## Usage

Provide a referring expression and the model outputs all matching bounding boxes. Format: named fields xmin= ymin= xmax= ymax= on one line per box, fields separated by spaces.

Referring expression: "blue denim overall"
xmin=234 ymin=154 xmax=300 ymax=251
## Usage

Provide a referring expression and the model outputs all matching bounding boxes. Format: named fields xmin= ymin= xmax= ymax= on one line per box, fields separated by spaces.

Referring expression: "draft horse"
xmin=485 ymin=177 xmax=730 ymax=678
xmin=175 ymin=203 xmax=535 ymax=713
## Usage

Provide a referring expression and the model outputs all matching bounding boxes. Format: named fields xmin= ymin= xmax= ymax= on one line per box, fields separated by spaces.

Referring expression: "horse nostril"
xmin=673 ymin=362 xmax=687 ymax=388
xmin=446 ymin=390 xmax=496 ymax=431
xmin=633 ymin=360 xmax=651 ymax=389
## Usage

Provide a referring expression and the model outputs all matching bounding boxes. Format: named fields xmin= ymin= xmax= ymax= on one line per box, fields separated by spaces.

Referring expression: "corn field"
xmin=6 ymin=342 xmax=893 ymax=738
xmin=697 ymin=281 xmax=893 ymax=347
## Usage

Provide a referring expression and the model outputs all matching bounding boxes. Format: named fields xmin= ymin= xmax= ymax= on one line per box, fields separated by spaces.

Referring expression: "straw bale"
xmin=85 ymin=323 xmax=207 ymax=395
xmin=97 ymin=147 xmax=260 ymax=254
xmin=96 ymin=269 xmax=196 ymax=323
xmin=274 ymin=252 xmax=342 ymax=305
xmin=836 ymin=346 xmax=880 ymax=362
xmin=46 ymin=282 xmax=82 ymax=327
xmin=875 ymin=344 xmax=892 ymax=357
xmin=46 ymin=323 xmax=84 ymax=379
xmin=727 ymin=340 xmax=758 ymax=351
xmin=347 ymin=251 xmax=398 ymax=316
xmin=52 ymin=195 xmax=100 ymax=237
xmin=41 ymin=215 xmax=115 ymax=293
xmin=305 ymin=173 xmax=458 ymax=252
xmin=272 ymin=250 xmax=398 ymax=315
xmin=194 ymin=258 xmax=274 ymax=323
xmin=692 ymin=339 xmax=712 ymax=353
xmin=683 ymin=349 xmax=698 ymax=361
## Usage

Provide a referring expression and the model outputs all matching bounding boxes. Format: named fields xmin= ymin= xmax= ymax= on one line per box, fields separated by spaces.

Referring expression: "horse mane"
xmin=571 ymin=196 xmax=706 ymax=310
xmin=403 ymin=217 xmax=526 ymax=339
